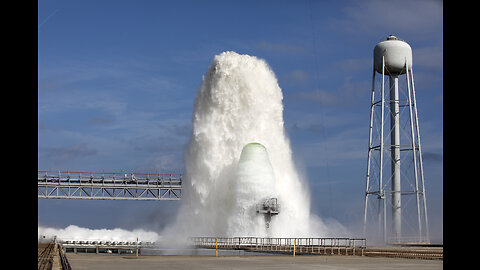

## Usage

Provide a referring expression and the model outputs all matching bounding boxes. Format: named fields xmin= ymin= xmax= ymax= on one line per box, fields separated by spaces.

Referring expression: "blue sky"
xmin=38 ymin=0 xmax=443 ymax=242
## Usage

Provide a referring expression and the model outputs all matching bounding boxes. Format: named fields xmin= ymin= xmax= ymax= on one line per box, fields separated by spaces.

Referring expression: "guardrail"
xmin=60 ymin=240 xmax=155 ymax=255
xmin=57 ymin=243 xmax=72 ymax=270
xmin=191 ymin=237 xmax=366 ymax=256
xmin=363 ymin=246 xmax=443 ymax=260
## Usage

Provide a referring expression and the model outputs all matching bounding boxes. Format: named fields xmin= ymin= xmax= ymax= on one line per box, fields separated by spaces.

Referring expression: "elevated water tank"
xmin=374 ymin=35 xmax=412 ymax=75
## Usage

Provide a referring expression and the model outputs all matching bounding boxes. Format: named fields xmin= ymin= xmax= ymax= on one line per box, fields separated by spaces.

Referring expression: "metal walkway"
xmin=38 ymin=171 xmax=182 ymax=200
xmin=192 ymin=237 xmax=367 ymax=256
xmin=191 ymin=237 xmax=442 ymax=259
xmin=61 ymin=240 xmax=154 ymax=255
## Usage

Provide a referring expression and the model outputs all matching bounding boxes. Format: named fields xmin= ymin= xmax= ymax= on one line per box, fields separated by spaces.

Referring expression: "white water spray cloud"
xmin=160 ymin=51 xmax=349 ymax=241
xmin=38 ymin=225 xmax=160 ymax=242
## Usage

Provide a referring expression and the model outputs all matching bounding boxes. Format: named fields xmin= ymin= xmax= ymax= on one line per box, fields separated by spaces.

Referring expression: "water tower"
xmin=363 ymin=35 xmax=429 ymax=244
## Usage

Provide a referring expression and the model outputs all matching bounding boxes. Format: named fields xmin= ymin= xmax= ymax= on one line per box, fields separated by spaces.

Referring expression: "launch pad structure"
xmin=256 ymin=198 xmax=280 ymax=229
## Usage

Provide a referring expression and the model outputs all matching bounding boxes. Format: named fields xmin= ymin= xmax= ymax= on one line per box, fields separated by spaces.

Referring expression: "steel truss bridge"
xmin=38 ymin=171 xmax=182 ymax=201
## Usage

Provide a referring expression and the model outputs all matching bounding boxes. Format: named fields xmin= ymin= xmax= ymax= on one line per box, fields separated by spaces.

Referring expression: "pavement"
xmin=66 ymin=254 xmax=443 ymax=270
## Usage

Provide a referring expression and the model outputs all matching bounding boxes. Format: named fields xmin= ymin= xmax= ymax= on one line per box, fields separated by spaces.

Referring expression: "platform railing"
xmin=191 ymin=237 xmax=366 ymax=256
xmin=57 ymin=243 xmax=72 ymax=270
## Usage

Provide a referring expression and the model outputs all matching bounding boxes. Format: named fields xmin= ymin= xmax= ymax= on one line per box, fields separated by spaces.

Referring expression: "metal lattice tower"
xmin=363 ymin=35 xmax=429 ymax=244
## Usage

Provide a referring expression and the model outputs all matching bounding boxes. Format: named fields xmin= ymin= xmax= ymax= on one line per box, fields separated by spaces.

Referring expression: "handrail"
xmin=38 ymin=170 xmax=183 ymax=177
xmin=191 ymin=237 xmax=366 ymax=256
xmin=57 ymin=243 xmax=72 ymax=270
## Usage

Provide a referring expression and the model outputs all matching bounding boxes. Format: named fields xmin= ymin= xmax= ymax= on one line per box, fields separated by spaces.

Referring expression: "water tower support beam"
xmin=380 ymin=56 xmax=387 ymax=242
xmin=410 ymin=68 xmax=430 ymax=242
xmin=363 ymin=67 xmax=376 ymax=237
xmin=406 ymin=62 xmax=422 ymax=241
xmin=389 ymin=74 xmax=401 ymax=242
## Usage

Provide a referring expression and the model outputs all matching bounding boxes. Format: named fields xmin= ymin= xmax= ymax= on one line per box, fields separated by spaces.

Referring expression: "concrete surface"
xmin=67 ymin=254 xmax=443 ymax=270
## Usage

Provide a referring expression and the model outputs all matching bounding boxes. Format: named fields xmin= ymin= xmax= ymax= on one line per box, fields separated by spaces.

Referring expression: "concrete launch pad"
xmin=67 ymin=254 xmax=442 ymax=270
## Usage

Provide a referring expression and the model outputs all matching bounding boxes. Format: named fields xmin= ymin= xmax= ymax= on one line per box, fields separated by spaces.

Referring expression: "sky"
xmin=38 ymin=0 xmax=443 ymax=243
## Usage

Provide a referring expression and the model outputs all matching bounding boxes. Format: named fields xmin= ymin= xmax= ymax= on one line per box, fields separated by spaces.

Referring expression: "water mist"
xmin=161 ymin=51 xmax=336 ymax=243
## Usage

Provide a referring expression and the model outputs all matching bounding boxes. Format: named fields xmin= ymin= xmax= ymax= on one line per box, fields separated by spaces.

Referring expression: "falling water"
xmin=162 ymin=51 xmax=326 ymax=240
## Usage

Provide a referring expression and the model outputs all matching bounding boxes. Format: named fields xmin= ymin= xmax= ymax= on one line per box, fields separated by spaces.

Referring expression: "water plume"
xmin=161 ymin=51 xmax=343 ymax=242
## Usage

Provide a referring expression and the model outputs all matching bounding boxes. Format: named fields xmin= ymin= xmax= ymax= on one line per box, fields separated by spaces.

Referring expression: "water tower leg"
xmin=389 ymin=75 xmax=401 ymax=242
xmin=363 ymin=68 xmax=376 ymax=238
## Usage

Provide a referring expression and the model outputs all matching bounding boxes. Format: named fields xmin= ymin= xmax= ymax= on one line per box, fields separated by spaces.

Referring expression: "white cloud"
xmin=327 ymin=0 xmax=443 ymax=40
